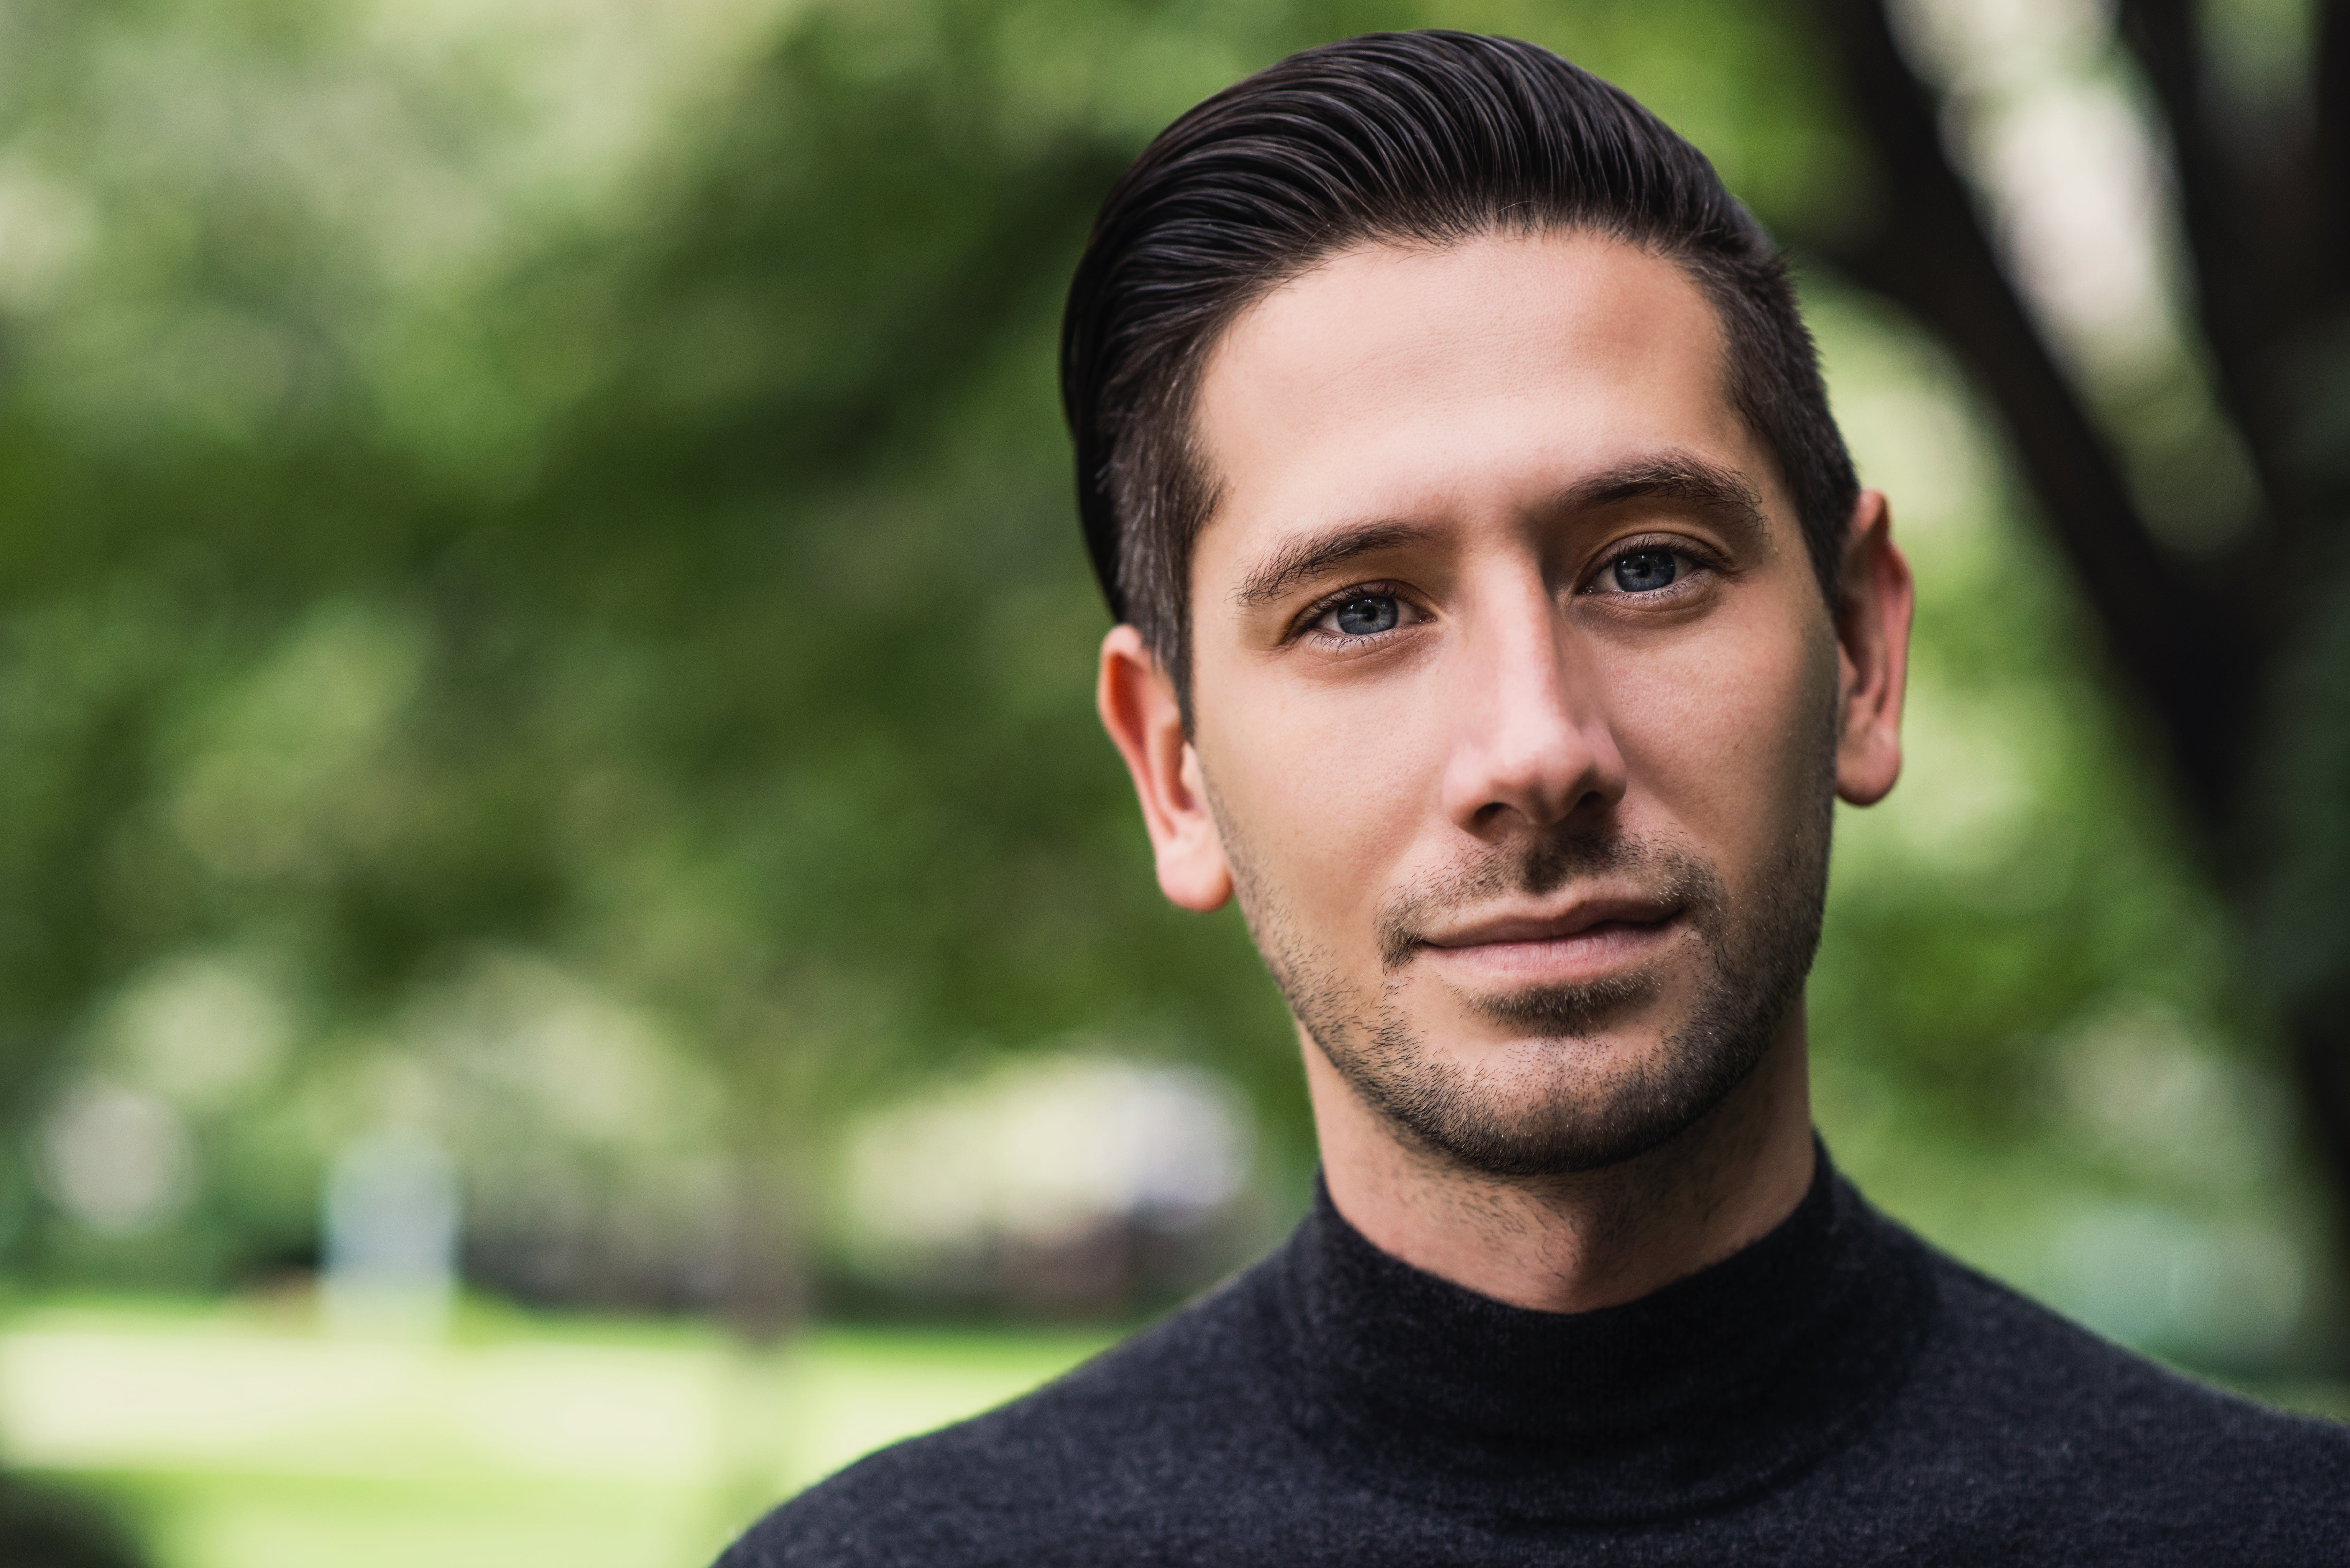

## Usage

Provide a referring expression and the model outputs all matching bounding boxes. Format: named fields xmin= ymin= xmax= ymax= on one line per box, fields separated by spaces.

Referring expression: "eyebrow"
xmin=1559 ymin=454 xmax=1770 ymax=541
xmin=1228 ymin=452 xmax=1771 ymax=612
xmin=1233 ymin=520 xmax=1443 ymax=609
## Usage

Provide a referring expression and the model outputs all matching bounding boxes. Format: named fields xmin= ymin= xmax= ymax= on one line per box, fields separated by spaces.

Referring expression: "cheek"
xmin=1601 ymin=607 xmax=1833 ymax=846
xmin=1196 ymin=672 xmax=1438 ymax=942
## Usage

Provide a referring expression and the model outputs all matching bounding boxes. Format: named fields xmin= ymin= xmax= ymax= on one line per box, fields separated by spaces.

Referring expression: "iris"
xmin=1612 ymin=550 xmax=1681 ymax=592
xmin=1334 ymin=596 xmax=1401 ymax=635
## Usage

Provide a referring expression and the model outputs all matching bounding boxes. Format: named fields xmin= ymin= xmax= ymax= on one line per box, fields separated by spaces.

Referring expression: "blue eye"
xmin=1611 ymin=550 xmax=1682 ymax=593
xmin=1331 ymin=596 xmax=1401 ymax=635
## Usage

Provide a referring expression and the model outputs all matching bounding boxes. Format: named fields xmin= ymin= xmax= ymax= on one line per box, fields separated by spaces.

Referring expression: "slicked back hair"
xmin=1059 ymin=31 xmax=1858 ymax=709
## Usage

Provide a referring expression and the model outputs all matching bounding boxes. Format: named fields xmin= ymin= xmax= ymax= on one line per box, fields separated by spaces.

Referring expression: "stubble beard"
xmin=1215 ymin=762 xmax=1835 ymax=1181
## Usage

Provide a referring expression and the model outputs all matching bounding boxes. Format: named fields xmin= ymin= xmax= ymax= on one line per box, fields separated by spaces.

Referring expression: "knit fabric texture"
xmin=720 ymin=1151 xmax=2350 ymax=1565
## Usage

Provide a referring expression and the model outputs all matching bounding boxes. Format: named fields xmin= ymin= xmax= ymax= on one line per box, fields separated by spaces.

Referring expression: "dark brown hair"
xmin=1059 ymin=31 xmax=1857 ymax=702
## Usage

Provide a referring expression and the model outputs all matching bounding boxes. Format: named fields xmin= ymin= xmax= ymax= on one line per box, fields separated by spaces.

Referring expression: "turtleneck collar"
xmin=1258 ymin=1142 xmax=1935 ymax=1524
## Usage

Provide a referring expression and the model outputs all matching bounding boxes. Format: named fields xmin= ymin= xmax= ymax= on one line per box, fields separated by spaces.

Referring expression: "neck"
xmin=1305 ymin=1009 xmax=1817 ymax=1314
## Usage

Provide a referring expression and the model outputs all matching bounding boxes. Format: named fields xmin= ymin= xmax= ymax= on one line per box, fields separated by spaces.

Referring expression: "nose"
xmin=1438 ymin=574 xmax=1627 ymax=836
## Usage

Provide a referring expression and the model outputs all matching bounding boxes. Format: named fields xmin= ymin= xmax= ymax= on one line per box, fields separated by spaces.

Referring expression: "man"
xmin=724 ymin=31 xmax=2349 ymax=1565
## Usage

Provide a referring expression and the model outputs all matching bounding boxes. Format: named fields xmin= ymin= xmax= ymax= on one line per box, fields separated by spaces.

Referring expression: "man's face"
xmin=1182 ymin=231 xmax=1843 ymax=1176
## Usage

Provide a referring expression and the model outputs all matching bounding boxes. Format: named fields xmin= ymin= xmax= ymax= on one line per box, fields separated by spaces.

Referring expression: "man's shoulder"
xmin=1882 ymin=1241 xmax=2350 ymax=1511
xmin=717 ymin=1264 xmax=1289 ymax=1568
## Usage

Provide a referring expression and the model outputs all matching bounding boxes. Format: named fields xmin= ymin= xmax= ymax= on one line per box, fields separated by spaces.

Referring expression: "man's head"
xmin=1073 ymin=35 xmax=1911 ymax=1183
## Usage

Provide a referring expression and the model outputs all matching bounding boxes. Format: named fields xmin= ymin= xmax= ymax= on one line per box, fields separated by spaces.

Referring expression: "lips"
xmin=1406 ymin=894 xmax=1686 ymax=989
xmin=1417 ymin=895 xmax=1683 ymax=951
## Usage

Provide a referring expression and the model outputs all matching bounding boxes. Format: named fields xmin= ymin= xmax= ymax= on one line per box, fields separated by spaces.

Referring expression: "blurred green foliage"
xmin=0 ymin=0 xmax=2323 ymax=1373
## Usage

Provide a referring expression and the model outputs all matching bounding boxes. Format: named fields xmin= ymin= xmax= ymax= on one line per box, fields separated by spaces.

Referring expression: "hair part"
xmin=1060 ymin=31 xmax=1858 ymax=709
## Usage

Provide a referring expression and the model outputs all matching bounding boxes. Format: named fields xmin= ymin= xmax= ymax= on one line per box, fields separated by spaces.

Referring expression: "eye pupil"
xmin=1613 ymin=550 xmax=1680 ymax=592
xmin=1333 ymin=596 xmax=1400 ymax=635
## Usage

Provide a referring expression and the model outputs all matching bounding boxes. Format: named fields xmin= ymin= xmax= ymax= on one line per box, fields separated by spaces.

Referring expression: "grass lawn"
xmin=0 ymin=1294 xmax=1120 ymax=1568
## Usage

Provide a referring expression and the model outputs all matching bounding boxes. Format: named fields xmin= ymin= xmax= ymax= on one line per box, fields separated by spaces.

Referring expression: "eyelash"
xmin=1582 ymin=535 xmax=1721 ymax=597
xmin=1290 ymin=580 xmax=1422 ymax=645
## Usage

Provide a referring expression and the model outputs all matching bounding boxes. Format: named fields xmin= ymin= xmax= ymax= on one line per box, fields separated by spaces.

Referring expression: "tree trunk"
xmin=1804 ymin=0 xmax=2350 ymax=1317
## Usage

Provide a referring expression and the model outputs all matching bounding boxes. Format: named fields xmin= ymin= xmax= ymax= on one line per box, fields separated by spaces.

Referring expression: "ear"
xmin=1833 ymin=489 xmax=1914 ymax=807
xmin=1097 ymin=625 xmax=1233 ymax=912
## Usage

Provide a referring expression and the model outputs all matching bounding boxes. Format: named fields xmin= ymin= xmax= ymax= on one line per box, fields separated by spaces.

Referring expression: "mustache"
xmin=1373 ymin=827 xmax=1723 ymax=973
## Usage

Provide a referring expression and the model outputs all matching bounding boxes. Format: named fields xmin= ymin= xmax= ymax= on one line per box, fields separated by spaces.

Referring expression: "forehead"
xmin=1191 ymin=232 xmax=1760 ymax=574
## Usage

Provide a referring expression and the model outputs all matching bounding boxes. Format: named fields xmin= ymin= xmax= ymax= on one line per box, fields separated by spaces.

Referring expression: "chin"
xmin=1321 ymin=984 xmax=1780 ymax=1180
xmin=1451 ymin=965 xmax=1674 ymax=1043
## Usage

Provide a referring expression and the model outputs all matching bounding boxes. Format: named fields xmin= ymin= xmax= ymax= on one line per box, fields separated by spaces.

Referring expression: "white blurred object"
xmin=103 ymin=952 xmax=294 ymax=1112
xmin=2055 ymin=994 xmax=2287 ymax=1189
xmin=2041 ymin=1202 xmax=2304 ymax=1363
xmin=323 ymin=1127 xmax=460 ymax=1338
xmin=842 ymin=1054 xmax=1253 ymax=1259
xmin=35 ymin=1079 xmax=194 ymax=1235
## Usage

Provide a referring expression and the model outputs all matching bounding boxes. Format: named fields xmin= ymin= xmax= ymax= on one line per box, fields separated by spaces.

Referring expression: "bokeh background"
xmin=0 ymin=0 xmax=2344 ymax=1564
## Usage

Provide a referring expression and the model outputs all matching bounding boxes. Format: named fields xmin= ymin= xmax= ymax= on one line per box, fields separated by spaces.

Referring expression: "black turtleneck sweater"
xmin=720 ymin=1155 xmax=2350 ymax=1565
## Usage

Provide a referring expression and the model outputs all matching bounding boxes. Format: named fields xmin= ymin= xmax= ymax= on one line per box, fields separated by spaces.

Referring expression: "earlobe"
xmin=1833 ymin=489 xmax=1914 ymax=808
xmin=1096 ymin=625 xmax=1234 ymax=912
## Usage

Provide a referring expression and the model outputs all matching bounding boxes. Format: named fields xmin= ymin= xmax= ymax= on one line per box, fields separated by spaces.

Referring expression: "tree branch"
xmin=1807 ymin=0 xmax=2266 ymax=825
xmin=2113 ymin=0 xmax=2295 ymax=512
xmin=2316 ymin=0 xmax=2350 ymax=305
